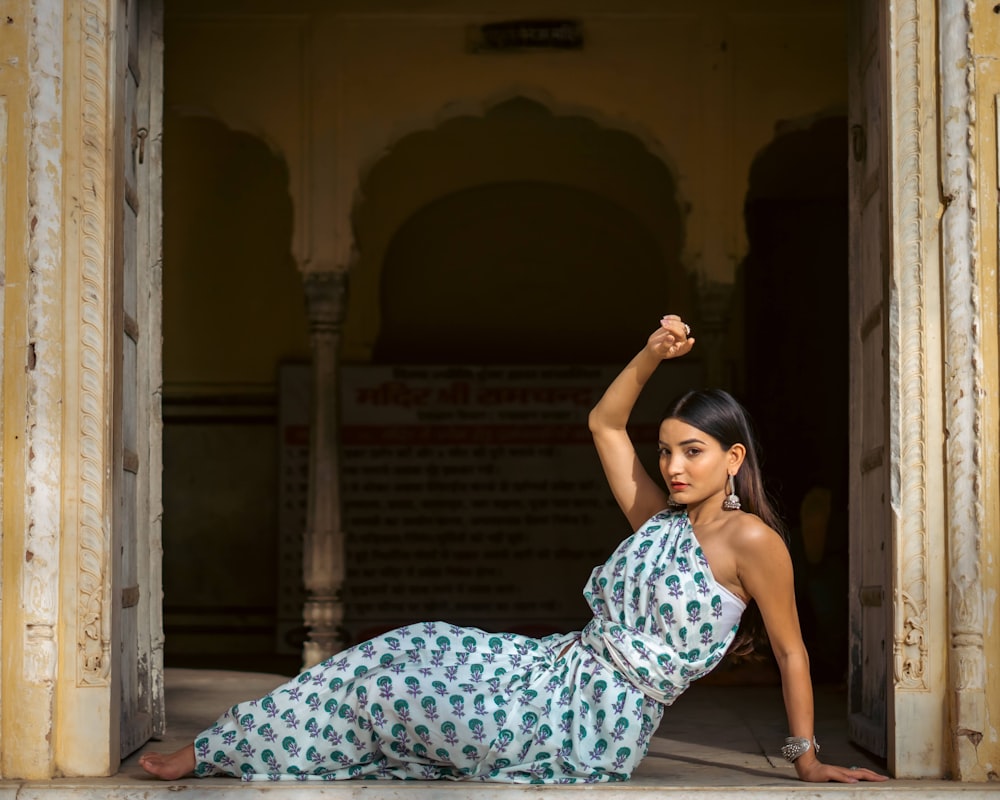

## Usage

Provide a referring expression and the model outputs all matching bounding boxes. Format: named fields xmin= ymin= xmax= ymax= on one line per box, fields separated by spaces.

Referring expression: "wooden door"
xmin=846 ymin=0 xmax=890 ymax=759
xmin=113 ymin=0 xmax=165 ymax=759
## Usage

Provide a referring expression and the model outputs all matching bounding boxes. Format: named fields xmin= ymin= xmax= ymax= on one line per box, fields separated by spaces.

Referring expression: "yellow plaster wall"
xmin=0 ymin=0 xmax=50 ymax=779
xmin=972 ymin=0 xmax=1000 ymax=775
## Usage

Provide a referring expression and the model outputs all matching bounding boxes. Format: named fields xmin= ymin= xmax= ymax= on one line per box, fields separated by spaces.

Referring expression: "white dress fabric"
xmin=193 ymin=509 xmax=745 ymax=783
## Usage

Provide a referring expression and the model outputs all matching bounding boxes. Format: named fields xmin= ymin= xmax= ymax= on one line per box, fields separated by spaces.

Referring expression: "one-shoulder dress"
xmin=192 ymin=509 xmax=746 ymax=783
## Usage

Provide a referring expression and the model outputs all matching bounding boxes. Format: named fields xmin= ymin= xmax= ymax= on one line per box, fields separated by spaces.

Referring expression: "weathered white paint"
xmin=139 ymin=0 xmax=167 ymax=740
xmin=23 ymin=0 xmax=65 ymax=692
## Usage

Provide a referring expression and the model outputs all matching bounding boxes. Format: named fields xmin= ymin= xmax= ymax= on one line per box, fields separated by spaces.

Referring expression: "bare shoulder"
xmin=722 ymin=513 xmax=794 ymax=602
xmin=723 ymin=512 xmax=788 ymax=558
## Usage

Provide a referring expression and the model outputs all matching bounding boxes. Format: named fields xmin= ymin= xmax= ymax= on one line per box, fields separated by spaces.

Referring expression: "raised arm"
xmin=588 ymin=315 xmax=693 ymax=531
xmin=736 ymin=521 xmax=888 ymax=784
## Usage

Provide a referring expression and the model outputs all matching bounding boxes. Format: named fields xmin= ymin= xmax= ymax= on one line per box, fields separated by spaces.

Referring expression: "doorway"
xmin=157 ymin=0 xmax=904 ymax=772
xmin=739 ymin=116 xmax=850 ymax=685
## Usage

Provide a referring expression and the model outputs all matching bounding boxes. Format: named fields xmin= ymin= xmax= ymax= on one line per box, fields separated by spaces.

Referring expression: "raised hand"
xmin=647 ymin=314 xmax=695 ymax=360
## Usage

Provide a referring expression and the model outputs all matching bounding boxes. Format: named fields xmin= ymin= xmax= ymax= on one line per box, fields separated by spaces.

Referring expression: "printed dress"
xmin=193 ymin=509 xmax=746 ymax=783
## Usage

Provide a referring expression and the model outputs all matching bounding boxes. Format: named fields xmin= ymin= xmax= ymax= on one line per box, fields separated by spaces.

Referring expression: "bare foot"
xmin=138 ymin=743 xmax=196 ymax=780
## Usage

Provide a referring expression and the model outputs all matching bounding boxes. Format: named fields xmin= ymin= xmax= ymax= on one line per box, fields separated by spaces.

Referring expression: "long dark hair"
xmin=661 ymin=388 xmax=786 ymax=658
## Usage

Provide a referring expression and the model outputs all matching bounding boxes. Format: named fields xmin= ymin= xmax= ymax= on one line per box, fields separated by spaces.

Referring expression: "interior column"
xmin=301 ymin=270 xmax=349 ymax=668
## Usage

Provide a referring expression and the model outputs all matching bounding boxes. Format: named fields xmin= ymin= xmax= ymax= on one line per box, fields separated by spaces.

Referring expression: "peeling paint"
xmin=21 ymin=0 xmax=65 ymax=709
xmin=959 ymin=728 xmax=986 ymax=747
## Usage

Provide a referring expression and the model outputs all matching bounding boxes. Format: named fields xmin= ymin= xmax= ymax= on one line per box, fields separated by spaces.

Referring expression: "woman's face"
xmin=657 ymin=418 xmax=734 ymax=505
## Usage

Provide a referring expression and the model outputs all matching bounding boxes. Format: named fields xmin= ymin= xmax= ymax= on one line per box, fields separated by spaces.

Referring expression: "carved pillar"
xmin=939 ymin=0 xmax=987 ymax=780
xmin=301 ymin=270 xmax=349 ymax=668
xmin=885 ymin=0 xmax=948 ymax=780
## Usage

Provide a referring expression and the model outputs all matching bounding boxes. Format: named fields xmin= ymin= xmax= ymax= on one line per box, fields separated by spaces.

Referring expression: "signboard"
xmin=278 ymin=361 xmax=701 ymax=648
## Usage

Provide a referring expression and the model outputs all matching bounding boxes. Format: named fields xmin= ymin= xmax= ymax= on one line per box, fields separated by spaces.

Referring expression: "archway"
xmin=349 ymin=96 xmax=692 ymax=363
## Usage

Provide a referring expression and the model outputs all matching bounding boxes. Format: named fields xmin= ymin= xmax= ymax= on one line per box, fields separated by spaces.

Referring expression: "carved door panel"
xmin=846 ymin=0 xmax=890 ymax=759
xmin=113 ymin=0 xmax=165 ymax=759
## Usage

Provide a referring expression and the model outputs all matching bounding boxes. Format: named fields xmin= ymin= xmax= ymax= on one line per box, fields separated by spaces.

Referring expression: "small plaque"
xmin=470 ymin=19 xmax=583 ymax=53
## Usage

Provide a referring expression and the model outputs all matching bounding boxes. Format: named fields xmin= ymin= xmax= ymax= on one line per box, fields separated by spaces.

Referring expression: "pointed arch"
xmin=347 ymin=93 xmax=691 ymax=361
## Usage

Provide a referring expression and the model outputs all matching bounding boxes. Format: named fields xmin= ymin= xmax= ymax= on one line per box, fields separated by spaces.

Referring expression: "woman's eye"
xmin=657 ymin=448 xmax=670 ymax=457
xmin=686 ymin=448 xmax=701 ymax=457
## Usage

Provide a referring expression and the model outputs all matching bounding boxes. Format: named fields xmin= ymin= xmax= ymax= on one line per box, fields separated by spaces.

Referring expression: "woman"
xmin=140 ymin=315 xmax=887 ymax=784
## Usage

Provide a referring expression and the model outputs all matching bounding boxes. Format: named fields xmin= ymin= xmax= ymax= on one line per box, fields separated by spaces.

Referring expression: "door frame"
xmin=846 ymin=0 xmax=993 ymax=779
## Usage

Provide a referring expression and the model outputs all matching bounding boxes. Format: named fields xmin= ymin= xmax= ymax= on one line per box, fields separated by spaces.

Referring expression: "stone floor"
xmin=1 ymin=668 xmax=993 ymax=799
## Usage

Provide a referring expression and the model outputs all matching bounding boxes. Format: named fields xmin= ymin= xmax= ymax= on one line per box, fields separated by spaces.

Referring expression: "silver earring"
xmin=722 ymin=474 xmax=741 ymax=511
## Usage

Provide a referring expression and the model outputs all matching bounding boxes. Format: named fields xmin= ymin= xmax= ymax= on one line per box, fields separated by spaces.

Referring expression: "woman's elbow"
xmin=588 ymin=407 xmax=608 ymax=435
xmin=771 ymin=641 xmax=810 ymax=672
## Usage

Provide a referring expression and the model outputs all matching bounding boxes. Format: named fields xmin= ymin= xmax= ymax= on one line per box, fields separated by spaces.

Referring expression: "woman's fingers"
xmin=830 ymin=765 xmax=890 ymax=783
xmin=648 ymin=315 xmax=694 ymax=359
xmin=849 ymin=766 xmax=889 ymax=782
xmin=659 ymin=314 xmax=693 ymax=342
xmin=797 ymin=760 xmax=889 ymax=783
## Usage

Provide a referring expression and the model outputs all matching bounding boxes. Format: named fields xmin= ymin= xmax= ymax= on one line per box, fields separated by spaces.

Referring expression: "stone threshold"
xmin=1 ymin=669 xmax=987 ymax=797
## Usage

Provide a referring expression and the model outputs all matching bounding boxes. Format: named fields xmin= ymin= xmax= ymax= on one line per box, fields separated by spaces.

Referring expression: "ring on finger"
xmin=684 ymin=323 xmax=691 ymax=337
